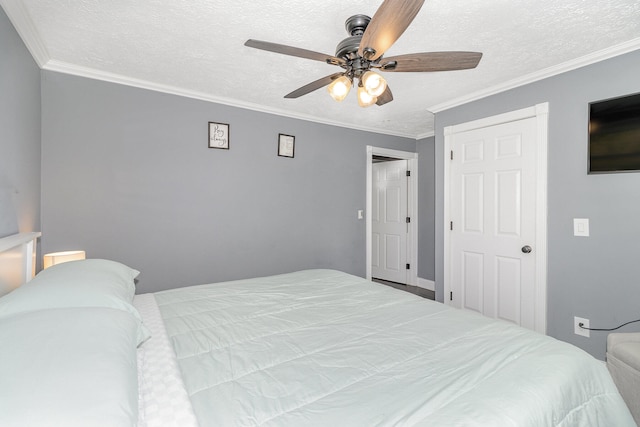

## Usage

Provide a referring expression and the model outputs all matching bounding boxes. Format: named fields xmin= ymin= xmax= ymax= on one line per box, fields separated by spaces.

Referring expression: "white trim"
xmin=0 ymin=0 xmax=50 ymax=66
xmin=3 ymin=0 xmax=638 ymax=140
xmin=417 ymin=277 xmax=435 ymax=292
xmin=446 ymin=104 xmax=545 ymax=134
xmin=0 ymin=232 xmax=41 ymax=284
xmin=443 ymin=103 xmax=548 ymax=334
xmin=0 ymin=0 xmax=421 ymax=140
xmin=415 ymin=130 xmax=435 ymax=140
xmin=0 ymin=232 xmax=40 ymax=253
xmin=533 ymin=103 xmax=549 ymax=334
xmin=367 ymin=148 xmax=373 ymax=280
xmin=430 ymin=38 xmax=640 ymax=113
xmin=366 ymin=146 xmax=419 ymax=286
xmin=443 ymin=127 xmax=452 ymax=304
xmin=41 ymin=60 xmax=418 ymax=139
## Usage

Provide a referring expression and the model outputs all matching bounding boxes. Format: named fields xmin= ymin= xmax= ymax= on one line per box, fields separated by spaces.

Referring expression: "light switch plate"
xmin=573 ymin=218 xmax=589 ymax=237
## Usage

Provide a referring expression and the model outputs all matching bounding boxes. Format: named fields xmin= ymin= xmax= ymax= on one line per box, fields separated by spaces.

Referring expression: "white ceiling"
xmin=3 ymin=0 xmax=640 ymax=138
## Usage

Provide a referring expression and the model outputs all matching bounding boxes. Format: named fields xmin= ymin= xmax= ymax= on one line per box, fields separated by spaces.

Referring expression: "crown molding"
xmin=1 ymin=0 xmax=421 ymax=138
xmin=415 ymin=130 xmax=435 ymax=140
xmin=3 ymin=0 xmax=639 ymax=140
xmin=429 ymin=38 xmax=640 ymax=113
xmin=42 ymin=59 xmax=419 ymax=140
xmin=0 ymin=0 xmax=49 ymax=67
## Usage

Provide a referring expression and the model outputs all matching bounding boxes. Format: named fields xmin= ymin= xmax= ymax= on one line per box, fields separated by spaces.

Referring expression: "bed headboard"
xmin=0 ymin=232 xmax=41 ymax=297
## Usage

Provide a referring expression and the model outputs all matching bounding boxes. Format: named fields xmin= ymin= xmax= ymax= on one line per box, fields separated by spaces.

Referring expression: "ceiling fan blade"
xmin=245 ymin=39 xmax=345 ymax=66
xmin=358 ymin=0 xmax=425 ymax=61
xmin=284 ymin=73 xmax=345 ymax=99
xmin=380 ymin=52 xmax=483 ymax=72
xmin=376 ymin=86 xmax=394 ymax=106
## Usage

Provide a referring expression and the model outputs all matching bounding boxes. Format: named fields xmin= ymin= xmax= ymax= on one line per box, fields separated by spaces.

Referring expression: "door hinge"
xmin=406 ymin=263 xmax=410 ymax=270
xmin=450 ymin=221 xmax=453 ymax=230
xmin=406 ymin=217 xmax=411 ymax=224
xmin=450 ymin=291 xmax=453 ymax=301
xmin=450 ymin=150 xmax=454 ymax=160
xmin=406 ymin=170 xmax=411 ymax=177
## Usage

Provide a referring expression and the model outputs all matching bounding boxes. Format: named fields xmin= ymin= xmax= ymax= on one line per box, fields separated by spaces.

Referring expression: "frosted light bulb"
xmin=362 ymin=71 xmax=387 ymax=97
xmin=357 ymin=86 xmax=377 ymax=107
xmin=327 ymin=75 xmax=352 ymax=102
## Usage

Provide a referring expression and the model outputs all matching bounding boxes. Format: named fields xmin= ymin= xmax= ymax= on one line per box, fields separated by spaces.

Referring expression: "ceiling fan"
xmin=244 ymin=0 xmax=482 ymax=107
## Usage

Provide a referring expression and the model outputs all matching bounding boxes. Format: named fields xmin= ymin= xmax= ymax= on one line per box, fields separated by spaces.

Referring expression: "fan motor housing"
xmin=335 ymin=35 xmax=362 ymax=59
xmin=345 ymin=15 xmax=370 ymax=36
xmin=335 ymin=15 xmax=371 ymax=59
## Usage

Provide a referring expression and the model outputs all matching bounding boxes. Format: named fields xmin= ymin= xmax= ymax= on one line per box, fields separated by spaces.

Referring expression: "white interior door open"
xmin=445 ymin=104 xmax=548 ymax=333
xmin=372 ymin=159 xmax=408 ymax=284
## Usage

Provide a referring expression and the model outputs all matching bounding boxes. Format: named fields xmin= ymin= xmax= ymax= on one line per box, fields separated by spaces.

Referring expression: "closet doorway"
xmin=366 ymin=146 xmax=418 ymax=286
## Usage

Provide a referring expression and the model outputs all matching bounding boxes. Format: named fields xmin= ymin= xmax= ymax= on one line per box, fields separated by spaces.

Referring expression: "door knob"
xmin=521 ymin=245 xmax=532 ymax=253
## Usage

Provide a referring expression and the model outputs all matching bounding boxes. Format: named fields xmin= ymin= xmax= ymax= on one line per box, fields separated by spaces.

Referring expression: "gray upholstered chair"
xmin=607 ymin=332 xmax=640 ymax=425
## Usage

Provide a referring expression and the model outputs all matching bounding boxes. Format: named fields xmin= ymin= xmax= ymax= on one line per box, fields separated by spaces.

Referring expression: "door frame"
xmin=366 ymin=146 xmax=418 ymax=286
xmin=443 ymin=103 xmax=549 ymax=333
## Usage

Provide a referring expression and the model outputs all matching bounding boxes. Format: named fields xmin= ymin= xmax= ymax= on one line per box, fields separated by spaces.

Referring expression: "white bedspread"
xmin=153 ymin=269 xmax=634 ymax=426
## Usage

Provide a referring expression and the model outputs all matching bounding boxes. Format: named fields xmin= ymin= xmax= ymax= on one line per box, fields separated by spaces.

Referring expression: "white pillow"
xmin=0 ymin=259 xmax=150 ymax=344
xmin=0 ymin=308 xmax=140 ymax=427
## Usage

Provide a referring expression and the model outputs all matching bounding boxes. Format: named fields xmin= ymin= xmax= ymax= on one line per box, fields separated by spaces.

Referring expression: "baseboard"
xmin=417 ymin=278 xmax=435 ymax=291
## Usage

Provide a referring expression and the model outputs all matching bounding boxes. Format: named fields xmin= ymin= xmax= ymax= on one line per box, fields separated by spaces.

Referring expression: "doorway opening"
xmin=366 ymin=146 xmax=418 ymax=287
xmin=372 ymin=277 xmax=435 ymax=300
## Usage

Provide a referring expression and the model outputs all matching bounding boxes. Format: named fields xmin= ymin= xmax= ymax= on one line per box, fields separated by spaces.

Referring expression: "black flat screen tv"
xmin=589 ymin=92 xmax=640 ymax=173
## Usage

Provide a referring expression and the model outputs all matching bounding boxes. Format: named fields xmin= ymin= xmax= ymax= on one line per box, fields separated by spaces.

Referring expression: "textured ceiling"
xmin=4 ymin=0 xmax=640 ymax=138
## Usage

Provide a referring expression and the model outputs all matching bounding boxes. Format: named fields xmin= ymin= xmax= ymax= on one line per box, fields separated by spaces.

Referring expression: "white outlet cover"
xmin=574 ymin=316 xmax=590 ymax=337
xmin=573 ymin=218 xmax=590 ymax=237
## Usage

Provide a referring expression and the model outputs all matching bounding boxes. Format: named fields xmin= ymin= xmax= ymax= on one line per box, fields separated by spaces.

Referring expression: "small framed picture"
xmin=278 ymin=133 xmax=295 ymax=158
xmin=209 ymin=122 xmax=229 ymax=149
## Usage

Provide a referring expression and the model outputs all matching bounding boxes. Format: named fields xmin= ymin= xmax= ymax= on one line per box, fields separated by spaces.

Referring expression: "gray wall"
xmin=40 ymin=71 xmax=417 ymax=293
xmin=435 ymin=49 xmax=640 ymax=359
xmin=0 ymin=7 xmax=41 ymax=238
xmin=417 ymin=136 xmax=435 ymax=281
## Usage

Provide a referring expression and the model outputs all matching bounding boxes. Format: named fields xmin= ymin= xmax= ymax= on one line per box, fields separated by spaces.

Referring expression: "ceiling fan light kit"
xmin=327 ymin=71 xmax=386 ymax=106
xmin=245 ymin=0 xmax=482 ymax=108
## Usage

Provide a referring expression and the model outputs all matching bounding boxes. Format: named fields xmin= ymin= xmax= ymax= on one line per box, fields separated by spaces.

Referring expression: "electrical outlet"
xmin=574 ymin=316 xmax=590 ymax=338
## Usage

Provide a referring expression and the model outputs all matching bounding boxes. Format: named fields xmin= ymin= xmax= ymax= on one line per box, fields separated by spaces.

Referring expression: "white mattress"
xmin=151 ymin=269 xmax=635 ymax=426
xmin=133 ymin=294 xmax=198 ymax=427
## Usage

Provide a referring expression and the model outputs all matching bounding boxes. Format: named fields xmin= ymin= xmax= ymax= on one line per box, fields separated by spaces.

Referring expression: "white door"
xmin=372 ymin=160 xmax=408 ymax=284
xmin=449 ymin=116 xmax=540 ymax=330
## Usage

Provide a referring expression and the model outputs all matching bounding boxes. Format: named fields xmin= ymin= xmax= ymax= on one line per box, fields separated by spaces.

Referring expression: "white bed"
xmin=0 ymin=233 xmax=635 ymax=426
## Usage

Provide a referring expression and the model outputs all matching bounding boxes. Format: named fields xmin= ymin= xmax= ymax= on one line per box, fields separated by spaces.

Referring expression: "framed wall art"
xmin=209 ymin=122 xmax=229 ymax=149
xmin=278 ymin=133 xmax=295 ymax=158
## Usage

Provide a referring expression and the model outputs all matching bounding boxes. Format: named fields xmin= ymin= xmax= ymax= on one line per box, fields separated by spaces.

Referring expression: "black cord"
xmin=579 ymin=318 xmax=640 ymax=332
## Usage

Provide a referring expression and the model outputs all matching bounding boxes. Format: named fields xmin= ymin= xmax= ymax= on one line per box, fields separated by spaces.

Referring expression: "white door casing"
xmin=366 ymin=146 xmax=418 ymax=286
xmin=444 ymin=103 xmax=548 ymax=334
xmin=372 ymin=160 xmax=408 ymax=283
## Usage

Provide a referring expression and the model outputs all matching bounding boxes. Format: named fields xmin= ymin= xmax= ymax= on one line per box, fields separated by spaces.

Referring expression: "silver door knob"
xmin=521 ymin=245 xmax=532 ymax=253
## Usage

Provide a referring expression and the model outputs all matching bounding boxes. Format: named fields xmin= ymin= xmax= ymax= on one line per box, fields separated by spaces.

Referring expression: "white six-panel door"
xmin=449 ymin=117 xmax=539 ymax=330
xmin=372 ymin=160 xmax=408 ymax=284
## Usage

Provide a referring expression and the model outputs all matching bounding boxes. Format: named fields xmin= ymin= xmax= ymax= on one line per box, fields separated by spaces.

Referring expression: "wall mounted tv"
xmin=589 ymin=92 xmax=640 ymax=173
